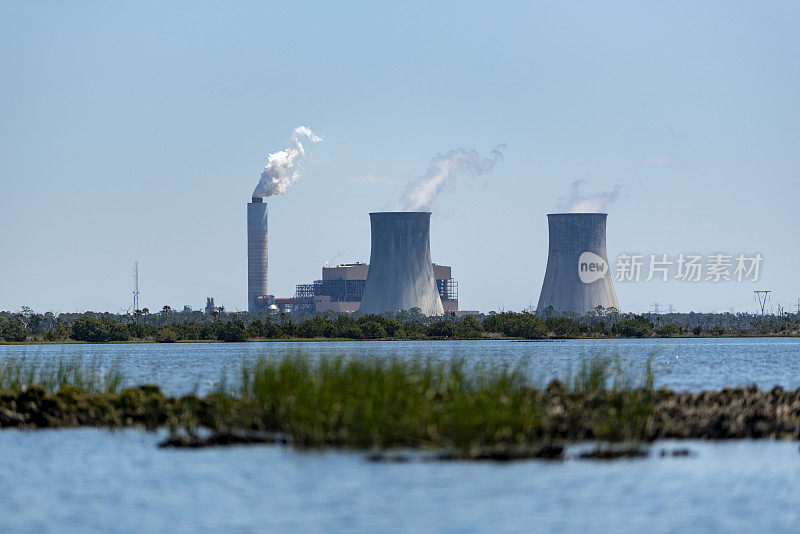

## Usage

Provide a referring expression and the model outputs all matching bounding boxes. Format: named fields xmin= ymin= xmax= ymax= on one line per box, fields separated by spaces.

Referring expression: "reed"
xmin=229 ymin=354 xmax=655 ymax=449
xmin=0 ymin=358 xmax=123 ymax=394
xmin=0 ymin=353 xmax=657 ymax=451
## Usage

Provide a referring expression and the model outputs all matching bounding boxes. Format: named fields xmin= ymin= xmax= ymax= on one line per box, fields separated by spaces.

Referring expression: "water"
xmin=2 ymin=338 xmax=800 ymax=532
xmin=1 ymin=337 xmax=799 ymax=394
xmin=0 ymin=428 xmax=798 ymax=533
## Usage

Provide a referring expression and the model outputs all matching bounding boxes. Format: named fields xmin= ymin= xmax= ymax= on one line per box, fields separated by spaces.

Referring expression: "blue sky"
xmin=1 ymin=1 xmax=798 ymax=314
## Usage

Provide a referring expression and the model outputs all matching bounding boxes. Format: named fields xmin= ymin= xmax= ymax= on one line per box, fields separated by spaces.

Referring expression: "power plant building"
xmin=537 ymin=213 xmax=620 ymax=315
xmin=295 ymin=262 xmax=458 ymax=314
xmin=246 ymin=200 xmax=459 ymax=316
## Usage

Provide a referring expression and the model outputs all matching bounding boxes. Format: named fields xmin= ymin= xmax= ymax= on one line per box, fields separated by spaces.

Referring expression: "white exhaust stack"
xmin=246 ymin=126 xmax=321 ymax=312
xmin=247 ymin=197 xmax=268 ymax=312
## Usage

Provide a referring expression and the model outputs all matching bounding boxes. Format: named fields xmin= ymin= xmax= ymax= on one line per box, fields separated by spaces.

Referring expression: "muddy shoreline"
xmin=3 ymin=384 xmax=798 ymax=446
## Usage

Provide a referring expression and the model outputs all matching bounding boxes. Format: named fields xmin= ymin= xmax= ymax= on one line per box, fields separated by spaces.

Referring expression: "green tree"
xmin=360 ymin=320 xmax=387 ymax=340
xmin=655 ymin=323 xmax=682 ymax=337
xmin=1 ymin=319 xmax=28 ymax=342
xmin=427 ymin=320 xmax=456 ymax=338
xmin=71 ymin=317 xmax=129 ymax=342
xmin=455 ymin=315 xmax=483 ymax=338
xmin=218 ymin=316 xmax=247 ymax=342
xmin=611 ymin=316 xmax=653 ymax=338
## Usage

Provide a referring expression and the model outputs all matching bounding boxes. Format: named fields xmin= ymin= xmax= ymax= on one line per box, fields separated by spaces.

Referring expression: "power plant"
xmin=537 ymin=213 xmax=620 ymax=314
xmin=247 ymin=197 xmax=269 ymax=312
xmin=243 ymin=131 xmax=620 ymax=317
xmin=295 ymin=262 xmax=459 ymax=314
xmin=245 ymin=202 xmax=461 ymax=316
xmin=359 ymin=212 xmax=444 ymax=316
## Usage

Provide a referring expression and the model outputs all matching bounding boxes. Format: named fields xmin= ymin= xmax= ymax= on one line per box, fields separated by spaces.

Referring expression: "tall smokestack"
xmin=247 ymin=197 xmax=268 ymax=312
xmin=360 ymin=212 xmax=444 ymax=316
xmin=537 ymin=213 xmax=620 ymax=314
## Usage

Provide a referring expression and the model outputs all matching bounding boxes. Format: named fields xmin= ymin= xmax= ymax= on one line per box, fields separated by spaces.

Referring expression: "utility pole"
xmin=133 ymin=261 xmax=140 ymax=311
xmin=754 ymin=290 xmax=770 ymax=317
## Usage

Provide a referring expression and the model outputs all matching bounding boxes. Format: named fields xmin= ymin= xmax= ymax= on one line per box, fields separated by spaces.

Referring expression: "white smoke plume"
xmin=252 ymin=126 xmax=322 ymax=198
xmin=402 ymin=147 xmax=503 ymax=212
xmin=559 ymin=180 xmax=620 ymax=213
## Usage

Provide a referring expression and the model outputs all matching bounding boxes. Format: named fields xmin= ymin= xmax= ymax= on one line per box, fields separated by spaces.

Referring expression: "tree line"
xmin=0 ymin=308 xmax=798 ymax=343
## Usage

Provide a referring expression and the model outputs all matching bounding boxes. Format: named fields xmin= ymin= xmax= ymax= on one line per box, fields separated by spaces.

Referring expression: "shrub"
xmin=655 ymin=323 xmax=682 ymax=337
xmin=0 ymin=320 xmax=28 ymax=342
xmin=279 ymin=322 xmax=297 ymax=338
xmin=339 ymin=325 xmax=363 ymax=339
xmin=483 ymin=312 xmax=547 ymax=339
xmin=71 ymin=317 xmax=129 ymax=343
xmin=455 ymin=316 xmax=483 ymax=338
xmin=218 ymin=318 xmax=247 ymax=342
xmin=427 ymin=320 xmax=456 ymax=338
xmin=297 ymin=317 xmax=328 ymax=338
xmin=611 ymin=316 xmax=653 ymax=338
xmin=156 ymin=328 xmax=178 ymax=343
xmin=708 ymin=326 xmax=726 ymax=336
xmin=360 ymin=320 xmax=387 ymax=340
xmin=546 ymin=317 xmax=583 ymax=338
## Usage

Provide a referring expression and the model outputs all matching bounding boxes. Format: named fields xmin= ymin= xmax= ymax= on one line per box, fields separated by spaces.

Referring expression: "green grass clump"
xmin=0 ymin=358 xmax=123 ymax=394
xmin=0 ymin=353 xmax=656 ymax=450
xmin=229 ymin=354 xmax=655 ymax=450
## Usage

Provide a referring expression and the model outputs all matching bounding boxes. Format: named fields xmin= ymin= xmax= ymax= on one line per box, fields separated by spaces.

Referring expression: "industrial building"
xmin=246 ymin=200 xmax=462 ymax=316
xmin=294 ymin=262 xmax=458 ymax=314
xmin=537 ymin=213 xmax=620 ymax=314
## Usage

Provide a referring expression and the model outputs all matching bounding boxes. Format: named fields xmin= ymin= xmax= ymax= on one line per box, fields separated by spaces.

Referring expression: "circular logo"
xmin=578 ymin=252 xmax=608 ymax=284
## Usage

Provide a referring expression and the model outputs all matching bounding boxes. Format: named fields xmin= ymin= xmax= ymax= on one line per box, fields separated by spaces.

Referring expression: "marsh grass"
xmin=224 ymin=354 xmax=656 ymax=449
xmin=571 ymin=354 xmax=655 ymax=392
xmin=0 ymin=352 xmax=657 ymax=450
xmin=0 ymin=358 xmax=123 ymax=394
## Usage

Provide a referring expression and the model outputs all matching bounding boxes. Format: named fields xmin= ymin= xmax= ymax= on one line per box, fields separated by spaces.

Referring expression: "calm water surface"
xmin=0 ymin=429 xmax=798 ymax=533
xmin=1 ymin=337 xmax=799 ymax=394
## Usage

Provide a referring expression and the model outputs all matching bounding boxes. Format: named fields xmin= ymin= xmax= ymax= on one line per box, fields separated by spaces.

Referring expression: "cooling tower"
xmin=360 ymin=212 xmax=444 ymax=316
xmin=537 ymin=213 xmax=620 ymax=314
xmin=247 ymin=198 xmax=268 ymax=312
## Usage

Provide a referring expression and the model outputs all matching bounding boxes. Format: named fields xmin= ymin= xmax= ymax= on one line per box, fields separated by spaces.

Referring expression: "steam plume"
xmin=402 ymin=147 xmax=503 ymax=211
xmin=252 ymin=126 xmax=322 ymax=198
xmin=559 ymin=180 xmax=620 ymax=213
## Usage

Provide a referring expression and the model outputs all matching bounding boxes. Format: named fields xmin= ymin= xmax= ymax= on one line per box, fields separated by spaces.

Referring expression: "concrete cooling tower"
xmin=359 ymin=212 xmax=444 ymax=316
xmin=536 ymin=213 xmax=620 ymax=314
xmin=247 ymin=197 xmax=268 ymax=312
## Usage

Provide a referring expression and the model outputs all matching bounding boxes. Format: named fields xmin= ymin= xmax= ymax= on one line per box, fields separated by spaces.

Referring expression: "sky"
xmin=1 ymin=1 xmax=798 ymax=315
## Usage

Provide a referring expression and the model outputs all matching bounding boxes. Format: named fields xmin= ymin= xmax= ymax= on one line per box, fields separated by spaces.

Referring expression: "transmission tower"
xmin=133 ymin=261 xmax=140 ymax=311
xmin=651 ymin=303 xmax=661 ymax=314
xmin=754 ymin=290 xmax=770 ymax=317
